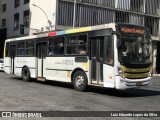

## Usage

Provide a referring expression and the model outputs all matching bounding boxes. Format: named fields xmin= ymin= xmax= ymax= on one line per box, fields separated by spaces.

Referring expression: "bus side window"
xmin=17 ymin=42 xmax=25 ymax=56
xmin=67 ymin=36 xmax=77 ymax=54
xmin=48 ymin=38 xmax=54 ymax=55
xmin=76 ymin=35 xmax=87 ymax=55
xmin=26 ymin=41 xmax=34 ymax=56
xmin=66 ymin=35 xmax=87 ymax=55
xmin=5 ymin=43 xmax=9 ymax=57
xmin=54 ymin=37 xmax=65 ymax=55
xmin=105 ymin=36 xmax=114 ymax=65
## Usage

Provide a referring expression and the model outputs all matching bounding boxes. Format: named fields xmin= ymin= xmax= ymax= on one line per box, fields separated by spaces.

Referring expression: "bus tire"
xmin=73 ymin=71 xmax=88 ymax=91
xmin=22 ymin=67 xmax=31 ymax=82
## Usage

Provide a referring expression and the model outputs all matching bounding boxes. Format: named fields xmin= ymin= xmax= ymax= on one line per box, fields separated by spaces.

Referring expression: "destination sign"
xmin=120 ymin=27 xmax=145 ymax=34
xmin=117 ymin=24 xmax=149 ymax=35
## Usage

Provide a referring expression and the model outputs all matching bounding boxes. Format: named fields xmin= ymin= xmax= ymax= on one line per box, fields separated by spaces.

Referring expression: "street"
xmin=0 ymin=71 xmax=159 ymax=120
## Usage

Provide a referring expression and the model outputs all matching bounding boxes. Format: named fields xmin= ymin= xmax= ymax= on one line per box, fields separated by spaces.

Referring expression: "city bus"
xmin=4 ymin=23 xmax=152 ymax=91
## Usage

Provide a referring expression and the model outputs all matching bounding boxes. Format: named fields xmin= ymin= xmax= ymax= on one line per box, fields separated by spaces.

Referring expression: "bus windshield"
xmin=118 ymin=34 xmax=152 ymax=65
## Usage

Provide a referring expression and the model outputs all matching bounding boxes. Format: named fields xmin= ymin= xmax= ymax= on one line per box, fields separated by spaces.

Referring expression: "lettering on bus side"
xmin=69 ymin=39 xmax=85 ymax=44
xmin=62 ymin=60 xmax=74 ymax=65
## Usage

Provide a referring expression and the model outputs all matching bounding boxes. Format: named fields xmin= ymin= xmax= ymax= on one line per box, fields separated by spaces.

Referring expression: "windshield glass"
xmin=118 ymin=34 xmax=152 ymax=64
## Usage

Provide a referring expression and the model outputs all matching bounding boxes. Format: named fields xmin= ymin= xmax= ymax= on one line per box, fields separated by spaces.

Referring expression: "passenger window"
xmin=17 ymin=42 xmax=25 ymax=56
xmin=48 ymin=38 xmax=54 ymax=55
xmin=48 ymin=37 xmax=65 ymax=55
xmin=26 ymin=41 xmax=34 ymax=56
xmin=66 ymin=35 xmax=87 ymax=55
xmin=5 ymin=42 xmax=9 ymax=57
xmin=105 ymin=36 xmax=114 ymax=65
xmin=54 ymin=37 xmax=64 ymax=55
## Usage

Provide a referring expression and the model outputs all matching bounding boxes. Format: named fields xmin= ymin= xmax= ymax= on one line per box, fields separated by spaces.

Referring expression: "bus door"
xmin=36 ymin=42 xmax=47 ymax=78
xmin=9 ymin=44 xmax=16 ymax=74
xmin=90 ymin=37 xmax=104 ymax=85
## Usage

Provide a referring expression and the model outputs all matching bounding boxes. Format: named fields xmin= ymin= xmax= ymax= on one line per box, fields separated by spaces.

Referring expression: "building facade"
xmin=0 ymin=0 xmax=160 ymax=74
xmin=0 ymin=0 xmax=56 ymax=57
xmin=0 ymin=0 xmax=56 ymax=38
xmin=0 ymin=0 xmax=7 ymax=58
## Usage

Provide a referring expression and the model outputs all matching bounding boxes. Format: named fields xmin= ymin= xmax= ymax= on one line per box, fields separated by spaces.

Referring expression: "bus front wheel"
xmin=73 ymin=71 xmax=88 ymax=91
xmin=22 ymin=67 xmax=31 ymax=82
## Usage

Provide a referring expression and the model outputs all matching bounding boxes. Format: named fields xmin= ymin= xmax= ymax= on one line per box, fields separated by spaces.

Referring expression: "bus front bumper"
xmin=115 ymin=76 xmax=152 ymax=90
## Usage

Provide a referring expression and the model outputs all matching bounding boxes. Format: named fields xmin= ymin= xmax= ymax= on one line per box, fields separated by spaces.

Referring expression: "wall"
xmin=7 ymin=0 xmax=30 ymax=38
xmin=29 ymin=0 xmax=57 ymax=34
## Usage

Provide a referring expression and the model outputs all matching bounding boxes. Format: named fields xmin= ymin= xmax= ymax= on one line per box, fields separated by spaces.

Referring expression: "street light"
xmin=73 ymin=0 xmax=77 ymax=28
xmin=32 ymin=4 xmax=51 ymax=30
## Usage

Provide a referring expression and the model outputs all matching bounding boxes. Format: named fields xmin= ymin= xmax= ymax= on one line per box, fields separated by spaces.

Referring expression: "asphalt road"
xmin=0 ymin=71 xmax=159 ymax=120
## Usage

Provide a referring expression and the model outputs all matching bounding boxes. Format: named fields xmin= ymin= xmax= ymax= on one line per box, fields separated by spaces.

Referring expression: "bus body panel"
xmin=14 ymin=57 xmax=36 ymax=78
xmin=115 ymin=76 xmax=152 ymax=89
xmin=4 ymin=57 xmax=10 ymax=74
xmin=103 ymin=64 xmax=115 ymax=88
xmin=44 ymin=57 xmax=89 ymax=83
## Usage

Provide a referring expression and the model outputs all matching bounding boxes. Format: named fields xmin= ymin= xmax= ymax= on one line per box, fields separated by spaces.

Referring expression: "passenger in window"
xmin=48 ymin=50 xmax=54 ymax=55
xmin=78 ymin=46 xmax=86 ymax=55
xmin=108 ymin=54 xmax=113 ymax=65
xmin=59 ymin=43 xmax=64 ymax=54
xmin=29 ymin=49 xmax=34 ymax=56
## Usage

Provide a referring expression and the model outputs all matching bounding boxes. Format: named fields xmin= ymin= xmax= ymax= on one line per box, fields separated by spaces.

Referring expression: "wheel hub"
xmin=75 ymin=75 xmax=84 ymax=88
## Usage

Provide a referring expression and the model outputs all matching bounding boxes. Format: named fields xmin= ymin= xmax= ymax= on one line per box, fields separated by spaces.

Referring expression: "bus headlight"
xmin=118 ymin=67 xmax=125 ymax=78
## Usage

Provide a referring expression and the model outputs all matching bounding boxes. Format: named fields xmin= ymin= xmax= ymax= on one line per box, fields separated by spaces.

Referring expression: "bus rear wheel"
xmin=22 ymin=67 xmax=31 ymax=82
xmin=73 ymin=71 xmax=88 ymax=91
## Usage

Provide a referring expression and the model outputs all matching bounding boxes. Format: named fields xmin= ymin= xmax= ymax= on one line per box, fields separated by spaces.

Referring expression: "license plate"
xmin=136 ymin=82 xmax=142 ymax=86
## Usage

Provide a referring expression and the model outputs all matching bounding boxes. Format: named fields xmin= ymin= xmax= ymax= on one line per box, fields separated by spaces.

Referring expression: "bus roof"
xmin=6 ymin=23 xmax=116 ymax=42
xmin=6 ymin=23 xmax=149 ymax=42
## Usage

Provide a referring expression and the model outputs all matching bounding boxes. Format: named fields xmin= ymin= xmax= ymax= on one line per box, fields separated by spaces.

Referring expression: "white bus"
xmin=4 ymin=23 xmax=153 ymax=91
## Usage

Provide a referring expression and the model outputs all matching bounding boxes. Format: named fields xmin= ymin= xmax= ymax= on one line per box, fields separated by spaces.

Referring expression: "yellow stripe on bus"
xmin=66 ymin=27 xmax=91 ymax=34
xmin=3 ymin=42 xmax=6 ymax=58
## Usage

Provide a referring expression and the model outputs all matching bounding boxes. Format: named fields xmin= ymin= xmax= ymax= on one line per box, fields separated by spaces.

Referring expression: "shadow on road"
xmin=87 ymin=86 xmax=160 ymax=98
xmin=10 ymin=77 xmax=160 ymax=98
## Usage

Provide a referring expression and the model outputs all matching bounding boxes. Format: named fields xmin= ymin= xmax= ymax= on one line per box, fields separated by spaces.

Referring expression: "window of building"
xmin=66 ymin=35 xmax=87 ymax=55
xmin=23 ymin=10 xmax=29 ymax=27
xmin=1 ymin=19 xmax=6 ymax=28
xmin=17 ymin=42 xmax=25 ymax=56
xmin=145 ymin=0 xmax=160 ymax=15
xmin=48 ymin=37 xmax=65 ymax=55
xmin=26 ymin=41 xmax=34 ymax=56
xmin=2 ymin=4 xmax=6 ymax=12
xmin=15 ymin=0 xmax=20 ymax=8
xmin=145 ymin=16 xmax=159 ymax=36
xmin=14 ymin=13 xmax=19 ymax=30
xmin=115 ymin=11 xmax=129 ymax=23
xmin=24 ymin=0 xmax=30 ymax=4
xmin=130 ymin=0 xmax=144 ymax=12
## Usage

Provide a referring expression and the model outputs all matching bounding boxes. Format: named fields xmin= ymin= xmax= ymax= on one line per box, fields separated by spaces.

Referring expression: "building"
xmin=0 ymin=0 xmax=160 ymax=74
xmin=0 ymin=0 xmax=7 ymax=58
xmin=0 ymin=0 xmax=56 ymax=38
xmin=0 ymin=0 xmax=56 ymax=57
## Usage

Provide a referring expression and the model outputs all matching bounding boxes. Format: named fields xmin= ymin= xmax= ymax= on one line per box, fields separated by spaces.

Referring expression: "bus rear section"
xmin=4 ymin=39 xmax=37 ymax=80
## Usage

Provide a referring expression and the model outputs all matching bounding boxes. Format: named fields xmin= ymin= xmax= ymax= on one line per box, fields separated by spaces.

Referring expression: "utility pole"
xmin=73 ymin=0 xmax=77 ymax=28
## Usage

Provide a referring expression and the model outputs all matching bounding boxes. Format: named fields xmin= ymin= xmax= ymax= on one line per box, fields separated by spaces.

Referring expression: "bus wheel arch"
xmin=22 ymin=66 xmax=31 ymax=82
xmin=71 ymin=68 xmax=88 ymax=91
